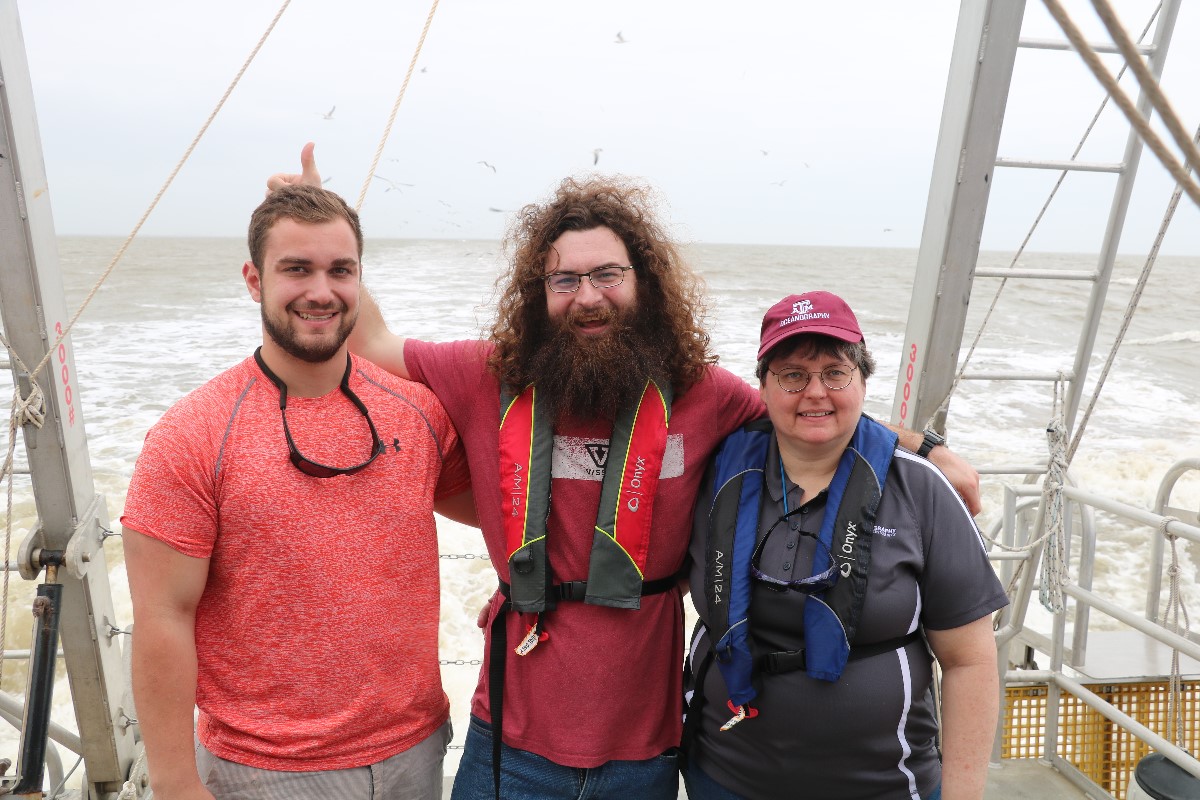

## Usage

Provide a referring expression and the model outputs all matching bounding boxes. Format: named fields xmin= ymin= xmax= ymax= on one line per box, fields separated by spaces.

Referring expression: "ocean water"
xmin=2 ymin=235 xmax=1198 ymax=772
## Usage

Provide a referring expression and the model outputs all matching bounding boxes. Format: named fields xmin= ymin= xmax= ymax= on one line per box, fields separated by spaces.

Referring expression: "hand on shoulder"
xmin=928 ymin=445 xmax=982 ymax=516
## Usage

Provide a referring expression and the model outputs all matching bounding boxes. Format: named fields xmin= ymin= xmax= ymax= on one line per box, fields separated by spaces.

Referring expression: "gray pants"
xmin=195 ymin=720 xmax=451 ymax=799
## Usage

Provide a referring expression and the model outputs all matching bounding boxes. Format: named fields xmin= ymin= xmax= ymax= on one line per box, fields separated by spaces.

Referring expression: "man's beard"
xmin=522 ymin=305 xmax=669 ymax=421
xmin=261 ymin=301 xmax=356 ymax=364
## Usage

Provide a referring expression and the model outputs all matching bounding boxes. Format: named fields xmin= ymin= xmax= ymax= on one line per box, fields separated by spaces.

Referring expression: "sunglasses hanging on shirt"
xmin=254 ymin=347 xmax=383 ymax=478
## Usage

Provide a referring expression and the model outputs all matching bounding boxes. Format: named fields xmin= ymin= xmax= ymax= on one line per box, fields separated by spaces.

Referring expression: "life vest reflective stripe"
xmin=499 ymin=380 xmax=672 ymax=613
xmin=704 ymin=415 xmax=897 ymax=707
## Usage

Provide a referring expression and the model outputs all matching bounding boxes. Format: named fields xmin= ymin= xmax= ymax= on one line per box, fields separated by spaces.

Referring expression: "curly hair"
xmin=488 ymin=176 xmax=714 ymax=390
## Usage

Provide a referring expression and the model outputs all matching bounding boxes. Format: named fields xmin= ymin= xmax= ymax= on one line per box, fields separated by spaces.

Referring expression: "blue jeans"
xmin=682 ymin=759 xmax=745 ymax=800
xmin=451 ymin=716 xmax=678 ymax=799
xmin=684 ymin=758 xmax=942 ymax=800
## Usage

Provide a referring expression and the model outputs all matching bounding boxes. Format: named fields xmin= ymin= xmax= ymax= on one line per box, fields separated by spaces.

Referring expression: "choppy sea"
xmin=3 ymin=236 xmax=1197 ymax=773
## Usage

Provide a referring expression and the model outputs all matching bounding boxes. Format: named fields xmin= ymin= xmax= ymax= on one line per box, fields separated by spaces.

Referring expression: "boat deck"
xmin=985 ymin=759 xmax=1094 ymax=799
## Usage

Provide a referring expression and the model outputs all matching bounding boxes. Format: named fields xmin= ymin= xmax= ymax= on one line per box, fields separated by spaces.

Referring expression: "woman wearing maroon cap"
xmin=683 ymin=291 xmax=1007 ymax=800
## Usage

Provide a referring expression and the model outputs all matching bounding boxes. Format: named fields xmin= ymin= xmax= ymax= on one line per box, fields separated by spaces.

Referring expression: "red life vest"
xmin=498 ymin=379 xmax=672 ymax=611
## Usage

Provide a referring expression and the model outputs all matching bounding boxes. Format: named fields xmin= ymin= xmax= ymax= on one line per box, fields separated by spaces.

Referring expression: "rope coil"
xmin=1157 ymin=516 xmax=1190 ymax=749
xmin=1039 ymin=378 xmax=1070 ymax=614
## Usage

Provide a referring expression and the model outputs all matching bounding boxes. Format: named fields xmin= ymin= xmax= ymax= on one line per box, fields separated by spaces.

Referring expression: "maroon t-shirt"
xmin=406 ymin=338 xmax=763 ymax=767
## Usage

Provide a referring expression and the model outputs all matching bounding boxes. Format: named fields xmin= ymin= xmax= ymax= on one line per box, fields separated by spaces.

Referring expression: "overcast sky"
xmin=12 ymin=0 xmax=1200 ymax=254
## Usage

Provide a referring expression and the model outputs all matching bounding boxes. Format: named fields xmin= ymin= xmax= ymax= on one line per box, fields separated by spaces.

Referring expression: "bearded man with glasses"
xmin=266 ymin=145 xmax=985 ymax=800
xmin=121 ymin=184 xmax=473 ymax=800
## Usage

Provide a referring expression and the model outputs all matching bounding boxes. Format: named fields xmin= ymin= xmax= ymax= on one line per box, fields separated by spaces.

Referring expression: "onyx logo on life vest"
xmin=837 ymin=519 xmax=859 ymax=577
xmin=625 ymin=455 xmax=648 ymax=512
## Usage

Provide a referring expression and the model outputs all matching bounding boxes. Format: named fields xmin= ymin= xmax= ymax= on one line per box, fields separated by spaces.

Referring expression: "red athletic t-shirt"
xmin=122 ymin=354 xmax=470 ymax=770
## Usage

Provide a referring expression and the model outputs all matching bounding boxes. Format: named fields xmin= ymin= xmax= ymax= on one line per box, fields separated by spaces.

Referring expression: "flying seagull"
xmin=374 ymin=174 xmax=414 ymax=192
xmin=615 ymin=31 xmax=627 ymax=44
xmin=478 ymin=160 xmax=497 ymax=173
xmin=320 ymin=105 xmax=336 ymax=120
xmin=770 ymin=180 xmax=787 ymax=187
xmin=593 ymin=148 xmax=603 ymax=165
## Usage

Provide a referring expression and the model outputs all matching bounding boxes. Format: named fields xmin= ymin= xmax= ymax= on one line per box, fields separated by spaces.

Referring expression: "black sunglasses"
xmin=750 ymin=507 xmax=840 ymax=593
xmin=254 ymin=348 xmax=383 ymax=478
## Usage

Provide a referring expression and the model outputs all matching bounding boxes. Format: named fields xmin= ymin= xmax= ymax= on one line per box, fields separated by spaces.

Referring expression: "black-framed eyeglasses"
xmin=750 ymin=508 xmax=839 ymax=594
xmin=542 ymin=265 xmax=635 ymax=294
xmin=766 ymin=364 xmax=857 ymax=393
xmin=254 ymin=348 xmax=383 ymax=478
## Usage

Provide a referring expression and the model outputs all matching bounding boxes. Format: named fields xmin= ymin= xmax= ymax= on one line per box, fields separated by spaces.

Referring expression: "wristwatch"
xmin=917 ymin=429 xmax=946 ymax=458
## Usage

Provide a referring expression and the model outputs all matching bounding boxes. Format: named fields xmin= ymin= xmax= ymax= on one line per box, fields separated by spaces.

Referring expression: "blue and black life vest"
xmin=700 ymin=414 xmax=907 ymax=712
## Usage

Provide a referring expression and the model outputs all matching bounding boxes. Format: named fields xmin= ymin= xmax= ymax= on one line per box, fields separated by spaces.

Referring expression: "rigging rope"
xmin=1041 ymin=0 xmax=1200 ymax=207
xmin=921 ymin=6 xmax=1196 ymax=622
xmin=1065 ymin=122 xmax=1200 ymax=464
xmin=25 ymin=0 xmax=294 ymax=390
xmin=355 ymin=0 xmax=442 ymax=212
xmin=0 ymin=339 xmax=47 ymax=690
xmin=923 ymin=5 xmax=1161 ymax=432
xmin=1088 ymin=0 xmax=1200 ymax=185
xmin=0 ymin=0 xmax=292 ymax=712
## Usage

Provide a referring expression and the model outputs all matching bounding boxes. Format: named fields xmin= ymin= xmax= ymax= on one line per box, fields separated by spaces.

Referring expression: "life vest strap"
xmin=758 ymin=630 xmax=922 ymax=675
xmin=488 ymin=571 xmax=682 ymax=799
xmin=498 ymin=572 xmax=681 ymax=603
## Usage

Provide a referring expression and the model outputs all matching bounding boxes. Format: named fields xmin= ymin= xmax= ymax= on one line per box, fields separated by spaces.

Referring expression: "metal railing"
xmin=988 ymin=458 xmax=1200 ymax=797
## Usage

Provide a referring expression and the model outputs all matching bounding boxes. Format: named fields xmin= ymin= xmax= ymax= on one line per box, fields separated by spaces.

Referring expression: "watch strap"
xmin=917 ymin=429 xmax=945 ymax=458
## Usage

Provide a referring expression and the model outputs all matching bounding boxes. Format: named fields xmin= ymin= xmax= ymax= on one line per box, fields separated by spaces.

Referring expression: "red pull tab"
xmin=720 ymin=700 xmax=759 ymax=731
xmin=514 ymin=619 xmax=550 ymax=656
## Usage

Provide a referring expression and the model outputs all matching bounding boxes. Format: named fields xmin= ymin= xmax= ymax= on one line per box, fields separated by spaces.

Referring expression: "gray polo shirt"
xmin=687 ymin=434 xmax=1008 ymax=800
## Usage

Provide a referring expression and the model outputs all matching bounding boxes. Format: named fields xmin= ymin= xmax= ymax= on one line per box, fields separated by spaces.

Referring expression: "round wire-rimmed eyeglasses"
xmin=765 ymin=364 xmax=858 ymax=393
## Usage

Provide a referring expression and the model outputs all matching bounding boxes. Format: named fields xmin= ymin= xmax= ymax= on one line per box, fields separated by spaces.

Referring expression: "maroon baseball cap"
xmin=757 ymin=291 xmax=863 ymax=360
